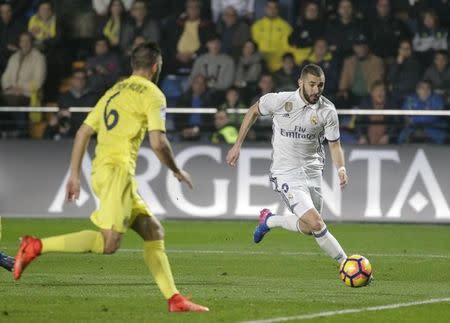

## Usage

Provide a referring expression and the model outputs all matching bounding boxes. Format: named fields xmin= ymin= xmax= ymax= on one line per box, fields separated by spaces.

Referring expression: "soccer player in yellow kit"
xmin=13 ymin=42 xmax=208 ymax=312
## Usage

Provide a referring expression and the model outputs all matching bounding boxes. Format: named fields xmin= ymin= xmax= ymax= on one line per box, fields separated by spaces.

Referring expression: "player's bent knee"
xmin=301 ymin=208 xmax=325 ymax=233
xmin=103 ymin=241 xmax=120 ymax=254
xmin=310 ymin=220 xmax=325 ymax=233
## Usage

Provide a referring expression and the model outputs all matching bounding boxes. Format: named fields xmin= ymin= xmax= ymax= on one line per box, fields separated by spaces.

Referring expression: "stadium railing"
xmin=1 ymin=107 xmax=449 ymax=143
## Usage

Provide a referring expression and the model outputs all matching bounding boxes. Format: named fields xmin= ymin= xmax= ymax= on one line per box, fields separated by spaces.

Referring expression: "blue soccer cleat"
xmin=253 ymin=208 xmax=273 ymax=243
xmin=0 ymin=251 xmax=15 ymax=272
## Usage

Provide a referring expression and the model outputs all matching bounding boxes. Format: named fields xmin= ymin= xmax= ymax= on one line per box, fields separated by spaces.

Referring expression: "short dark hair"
xmin=435 ymin=50 xmax=448 ymax=59
xmin=282 ymin=52 xmax=295 ymax=61
xmin=37 ymin=0 xmax=53 ymax=9
xmin=131 ymin=41 xmax=161 ymax=70
xmin=95 ymin=36 xmax=110 ymax=46
xmin=300 ymin=64 xmax=324 ymax=79
xmin=370 ymin=80 xmax=386 ymax=92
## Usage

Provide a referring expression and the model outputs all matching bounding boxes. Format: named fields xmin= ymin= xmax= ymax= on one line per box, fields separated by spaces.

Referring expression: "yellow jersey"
xmin=84 ymin=75 xmax=166 ymax=175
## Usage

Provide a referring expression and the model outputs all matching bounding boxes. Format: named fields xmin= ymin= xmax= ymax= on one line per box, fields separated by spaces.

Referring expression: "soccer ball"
xmin=339 ymin=255 xmax=372 ymax=287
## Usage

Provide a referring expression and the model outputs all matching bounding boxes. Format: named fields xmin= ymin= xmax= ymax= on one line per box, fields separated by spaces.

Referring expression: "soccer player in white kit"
xmin=227 ymin=64 xmax=348 ymax=264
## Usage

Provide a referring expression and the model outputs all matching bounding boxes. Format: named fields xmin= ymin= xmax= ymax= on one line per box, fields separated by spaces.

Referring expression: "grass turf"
xmin=0 ymin=219 xmax=449 ymax=322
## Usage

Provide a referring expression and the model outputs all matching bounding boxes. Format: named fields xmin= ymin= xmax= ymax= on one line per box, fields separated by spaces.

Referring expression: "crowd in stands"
xmin=0 ymin=0 xmax=449 ymax=144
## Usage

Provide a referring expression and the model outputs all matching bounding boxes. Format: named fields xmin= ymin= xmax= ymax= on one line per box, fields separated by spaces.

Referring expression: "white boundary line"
xmin=240 ymin=298 xmax=450 ymax=323
xmin=117 ymin=248 xmax=450 ymax=259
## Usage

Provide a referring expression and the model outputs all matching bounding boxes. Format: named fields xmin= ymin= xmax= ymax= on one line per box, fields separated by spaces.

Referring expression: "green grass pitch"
xmin=0 ymin=219 xmax=449 ymax=322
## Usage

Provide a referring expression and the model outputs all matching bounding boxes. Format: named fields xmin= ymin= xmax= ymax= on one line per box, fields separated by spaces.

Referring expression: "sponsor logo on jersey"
xmin=284 ymin=102 xmax=293 ymax=112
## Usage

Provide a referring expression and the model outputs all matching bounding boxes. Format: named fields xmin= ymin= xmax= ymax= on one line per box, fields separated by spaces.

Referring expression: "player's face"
xmin=38 ymin=3 xmax=52 ymax=21
xmin=299 ymin=74 xmax=325 ymax=104
xmin=0 ymin=4 xmax=12 ymax=23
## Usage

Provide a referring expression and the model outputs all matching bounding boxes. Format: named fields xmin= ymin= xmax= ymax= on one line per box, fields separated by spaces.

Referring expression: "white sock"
xmin=266 ymin=215 xmax=300 ymax=232
xmin=313 ymin=226 xmax=347 ymax=264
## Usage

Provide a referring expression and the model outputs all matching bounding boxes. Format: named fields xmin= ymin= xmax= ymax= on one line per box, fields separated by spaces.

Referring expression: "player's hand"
xmin=338 ymin=169 xmax=348 ymax=191
xmin=174 ymin=169 xmax=193 ymax=189
xmin=226 ymin=144 xmax=240 ymax=167
xmin=66 ymin=176 xmax=80 ymax=202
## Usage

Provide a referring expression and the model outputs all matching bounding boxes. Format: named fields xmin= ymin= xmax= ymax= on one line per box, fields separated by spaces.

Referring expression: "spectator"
xmin=97 ymin=0 xmax=128 ymax=49
xmin=251 ymin=73 xmax=275 ymax=104
xmin=147 ymin=0 xmax=184 ymax=22
xmin=302 ymin=38 xmax=340 ymax=97
xmin=164 ymin=0 xmax=213 ymax=75
xmin=337 ymin=33 xmax=385 ymax=107
xmin=58 ymin=69 xmax=100 ymax=130
xmin=211 ymin=0 xmax=254 ymax=22
xmin=28 ymin=0 xmax=64 ymax=101
xmin=1 ymin=31 xmax=46 ymax=105
xmin=357 ymin=81 xmax=397 ymax=145
xmin=92 ymin=0 xmax=133 ymax=16
xmin=120 ymin=0 xmax=159 ymax=52
xmin=251 ymin=0 xmax=293 ymax=71
xmin=188 ymin=35 xmax=235 ymax=96
xmin=399 ymin=80 xmax=446 ymax=144
xmin=122 ymin=34 xmax=146 ymax=75
xmin=0 ymin=1 xmax=26 ymax=73
xmin=234 ymin=39 xmax=262 ymax=91
xmin=366 ymin=0 xmax=411 ymax=60
xmin=216 ymin=5 xmax=250 ymax=61
xmin=424 ymin=50 xmax=450 ymax=105
xmin=413 ymin=9 xmax=448 ymax=66
xmin=176 ymin=74 xmax=212 ymax=141
xmin=273 ymin=52 xmax=299 ymax=91
xmin=27 ymin=0 xmax=60 ymax=52
xmin=291 ymin=0 xmax=325 ymax=49
xmin=1 ymin=31 xmax=46 ymax=135
xmin=218 ymin=86 xmax=246 ymax=126
xmin=86 ymin=37 xmax=122 ymax=92
xmin=210 ymin=110 xmax=238 ymax=144
xmin=386 ymin=38 xmax=422 ymax=104
xmin=325 ymin=0 xmax=364 ymax=60
xmin=43 ymin=109 xmax=74 ymax=140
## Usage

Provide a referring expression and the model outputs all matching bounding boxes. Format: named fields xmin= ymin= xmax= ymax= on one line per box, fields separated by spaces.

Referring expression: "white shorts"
xmin=270 ymin=169 xmax=323 ymax=217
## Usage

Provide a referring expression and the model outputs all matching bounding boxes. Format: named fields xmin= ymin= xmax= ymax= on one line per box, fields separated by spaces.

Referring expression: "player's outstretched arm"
xmin=67 ymin=124 xmax=96 ymax=201
xmin=149 ymin=130 xmax=193 ymax=189
xmin=328 ymin=140 xmax=348 ymax=190
xmin=226 ymin=102 xmax=260 ymax=167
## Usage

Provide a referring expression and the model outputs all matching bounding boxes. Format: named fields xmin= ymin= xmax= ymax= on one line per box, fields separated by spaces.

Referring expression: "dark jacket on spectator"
xmin=86 ymin=52 xmax=122 ymax=92
xmin=367 ymin=15 xmax=411 ymax=59
xmin=325 ymin=17 xmax=364 ymax=59
xmin=291 ymin=18 xmax=325 ymax=48
xmin=424 ymin=65 xmax=450 ymax=102
xmin=217 ymin=19 xmax=250 ymax=62
xmin=387 ymin=56 xmax=422 ymax=101
xmin=58 ymin=89 xmax=101 ymax=129
xmin=0 ymin=17 xmax=26 ymax=73
xmin=120 ymin=17 xmax=160 ymax=52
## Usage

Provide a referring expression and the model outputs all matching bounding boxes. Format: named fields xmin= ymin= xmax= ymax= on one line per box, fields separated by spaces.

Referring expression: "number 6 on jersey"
xmin=104 ymin=91 xmax=120 ymax=130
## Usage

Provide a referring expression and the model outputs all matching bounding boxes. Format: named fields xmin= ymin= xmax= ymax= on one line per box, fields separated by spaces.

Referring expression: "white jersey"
xmin=258 ymin=90 xmax=340 ymax=175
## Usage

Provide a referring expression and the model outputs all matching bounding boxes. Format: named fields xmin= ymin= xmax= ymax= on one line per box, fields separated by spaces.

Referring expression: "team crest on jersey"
xmin=284 ymin=102 xmax=293 ymax=112
xmin=310 ymin=113 xmax=318 ymax=125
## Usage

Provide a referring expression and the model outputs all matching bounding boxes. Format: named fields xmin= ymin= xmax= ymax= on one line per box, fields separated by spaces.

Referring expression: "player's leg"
xmin=299 ymin=208 xmax=347 ymax=264
xmin=13 ymin=229 xmax=109 ymax=280
xmin=254 ymin=179 xmax=313 ymax=242
xmin=131 ymin=214 xmax=208 ymax=312
xmin=13 ymin=166 xmax=130 ymax=279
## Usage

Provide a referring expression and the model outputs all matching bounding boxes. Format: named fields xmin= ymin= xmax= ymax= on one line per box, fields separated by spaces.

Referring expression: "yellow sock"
xmin=143 ymin=240 xmax=178 ymax=299
xmin=41 ymin=230 xmax=104 ymax=254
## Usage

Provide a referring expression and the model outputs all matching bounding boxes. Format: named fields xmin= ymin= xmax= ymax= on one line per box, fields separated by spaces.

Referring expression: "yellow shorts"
xmin=90 ymin=164 xmax=152 ymax=233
